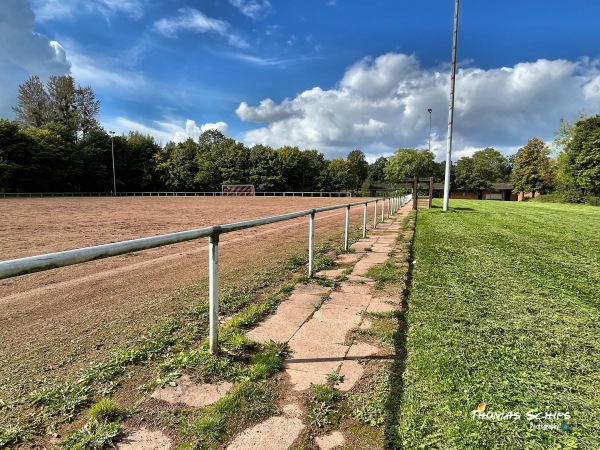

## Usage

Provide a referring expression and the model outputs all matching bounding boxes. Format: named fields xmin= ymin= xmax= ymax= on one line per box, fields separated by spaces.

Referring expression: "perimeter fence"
xmin=0 ymin=194 xmax=412 ymax=353
xmin=1 ymin=191 xmax=353 ymax=198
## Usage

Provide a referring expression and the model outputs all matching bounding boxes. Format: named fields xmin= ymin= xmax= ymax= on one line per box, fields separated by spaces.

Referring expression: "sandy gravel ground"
xmin=0 ymin=197 xmax=374 ymax=402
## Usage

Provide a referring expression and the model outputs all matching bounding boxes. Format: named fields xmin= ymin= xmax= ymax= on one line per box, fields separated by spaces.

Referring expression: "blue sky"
xmin=2 ymin=0 xmax=600 ymax=161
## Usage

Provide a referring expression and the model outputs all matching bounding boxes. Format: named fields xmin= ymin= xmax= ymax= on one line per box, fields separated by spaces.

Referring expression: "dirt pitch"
xmin=0 ymin=196 xmax=376 ymax=417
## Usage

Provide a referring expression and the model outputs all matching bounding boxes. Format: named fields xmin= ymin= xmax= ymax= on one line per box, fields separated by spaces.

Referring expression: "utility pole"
xmin=443 ymin=0 xmax=460 ymax=211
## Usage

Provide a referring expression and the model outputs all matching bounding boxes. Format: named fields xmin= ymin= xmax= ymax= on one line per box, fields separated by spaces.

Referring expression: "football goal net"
xmin=221 ymin=184 xmax=256 ymax=196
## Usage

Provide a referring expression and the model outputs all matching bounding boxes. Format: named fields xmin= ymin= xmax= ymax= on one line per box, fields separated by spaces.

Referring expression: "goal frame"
xmin=221 ymin=184 xmax=256 ymax=196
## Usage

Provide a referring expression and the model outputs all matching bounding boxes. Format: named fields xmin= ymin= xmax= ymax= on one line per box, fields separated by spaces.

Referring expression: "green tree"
xmin=247 ymin=145 xmax=284 ymax=191
xmin=384 ymin=149 xmax=436 ymax=183
xmin=367 ymin=156 xmax=387 ymax=184
xmin=120 ymin=132 xmax=163 ymax=191
xmin=509 ymin=137 xmax=555 ymax=195
xmin=0 ymin=120 xmax=30 ymax=191
xmin=347 ymin=149 xmax=369 ymax=191
xmin=13 ymin=75 xmax=100 ymax=143
xmin=155 ymin=139 xmax=200 ymax=191
xmin=326 ymin=158 xmax=356 ymax=191
xmin=196 ymin=138 xmax=249 ymax=190
xmin=454 ymin=148 xmax=510 ymax=191
xmin=558 ymin=115 xmax=600 ymax=195
xmin=299 ymin=149 xmax=328 ymax=191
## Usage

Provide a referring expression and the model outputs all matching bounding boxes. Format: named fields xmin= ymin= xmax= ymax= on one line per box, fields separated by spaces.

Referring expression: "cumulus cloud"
xmin=236 ymin=99 xmax=304 ymax=122
xmin=31 ymin=0 xmax=146 ymax=21
xmin=154 ymin=8 xmax=248 ymax=48
xmin=0 ymin=0 xmax=71 ymax=118
xmin=229 ymin=0 xmax=271 ymax=20
xmin=106 ymin=118 xmax=230 ymax=145
xmin=237 ymin=53 xmax=600 ymax=160
xmin=174 ymin=120 xmax=230 ymax=142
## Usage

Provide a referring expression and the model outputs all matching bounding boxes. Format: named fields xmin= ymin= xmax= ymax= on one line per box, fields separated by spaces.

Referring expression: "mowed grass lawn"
xmin=394 ymin=199 xmax=600 ymax=449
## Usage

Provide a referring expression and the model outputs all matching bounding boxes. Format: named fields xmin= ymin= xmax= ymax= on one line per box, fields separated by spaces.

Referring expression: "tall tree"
xmin=454 ymin=148 xmax=510 ymax=191
xmin=346 ymin=149 xmax=369 ymax=191
xmin=326 ymin=158 xmax=356 ymax=191
xmin=12 ymin=76 xmax=50 ymax=128
xmin=367 ymin=156 xmax=387 ymax=184
xmin=12 ymin=75 xmax=100 ymax=142
xmin=510 ymin=137 xmax=555 ymax=195
xmin=384 ymin=149 xmax=436 ymax=183
xmin=247 ymin=145 xmax=284 ymax=192
xmin=557 ymin=115 xmax=600 ymax=195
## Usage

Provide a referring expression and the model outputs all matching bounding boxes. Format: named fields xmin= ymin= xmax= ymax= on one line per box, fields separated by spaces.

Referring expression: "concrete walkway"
xmin=227 ymin=202 xmax=412 ymax=450
xmin=118 ymin=201 xmax=412 ymax=450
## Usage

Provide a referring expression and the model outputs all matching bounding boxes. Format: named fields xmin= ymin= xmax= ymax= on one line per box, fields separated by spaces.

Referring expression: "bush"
xmin=560 ymin=188 xmax=586 ymax=203
xmin=585 ymin=196 xmax=600 ymax=206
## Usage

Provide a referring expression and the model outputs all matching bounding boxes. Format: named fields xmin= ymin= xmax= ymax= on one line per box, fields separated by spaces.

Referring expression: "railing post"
xmin=209 ymin=228 xmax=221 ymax=355
xmin=373 ymin=200 xmax=377 ymax=229
xmin=381 ymin=197 xmax=385 ymax=222
xmin=308 ymin=211 xmax=315 ymax=277
xmin=362 ymin=203 xmax=367 ymax=238
xmin=344 ymin=205 xmax=350 ymax=252
xmin=387 ymin=197 xmax=391 ymax=218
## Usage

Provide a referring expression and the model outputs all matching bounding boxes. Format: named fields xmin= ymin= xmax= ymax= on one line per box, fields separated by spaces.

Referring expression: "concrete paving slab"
xmin=150 ymin=375 xmax=232 ymax=408
xmin=337 ymin=360 xmax=364 ymax=392
xmin=327 ymin=292 xmax=371 ymax=308
xmin=338 ymin=282 xmax=372 ymax=295
xmin=286 ymin=368 xmax=329 ymax=391
xmin=346 ymin=342 xmax=379 ymax=359
xmin=226 ymin=413 xmax=304 ymax=450
xmin=293 ymin=283 xmax=331 ymax=296
xmin=316 ymin=268 xmax=346 ymax=279
xmin=289 ymin=318 xmax=352 ymax=344
xmin=336 ymin=253 xmax=361 ymax=265
xmin=117 ymin=428 xmax=172 ymax=450
xmin=315 ymin=431 xmax=345 ymax=449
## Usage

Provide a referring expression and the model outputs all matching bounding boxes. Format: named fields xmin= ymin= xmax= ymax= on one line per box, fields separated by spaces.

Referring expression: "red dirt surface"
xmin=0 ymin=197 xmax=375 ymax=408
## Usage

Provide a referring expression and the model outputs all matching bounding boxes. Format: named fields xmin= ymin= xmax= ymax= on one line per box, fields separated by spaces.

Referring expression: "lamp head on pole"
xmin=428 ymin=108 xmax=432 ymax=114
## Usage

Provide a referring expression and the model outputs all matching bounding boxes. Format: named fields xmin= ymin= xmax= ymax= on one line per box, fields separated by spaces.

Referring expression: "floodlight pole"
xmin=443 ymin=0 xmax=460 ymax=211
xmin=428 ymin=108 xmax=432 ymax=152
xmin=109 ymin=131 xmax=117 ymax=196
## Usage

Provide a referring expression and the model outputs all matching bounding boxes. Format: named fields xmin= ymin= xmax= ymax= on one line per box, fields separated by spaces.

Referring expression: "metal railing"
xmin=0 ymin=194 xmax=412 ymax=353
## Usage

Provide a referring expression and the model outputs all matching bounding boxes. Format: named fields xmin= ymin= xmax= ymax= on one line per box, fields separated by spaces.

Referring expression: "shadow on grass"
xmin=383 ymin=213 xmax=417 ymax=449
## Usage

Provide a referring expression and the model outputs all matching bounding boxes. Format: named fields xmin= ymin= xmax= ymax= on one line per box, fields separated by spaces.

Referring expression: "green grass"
xmin=392 ymin=200 xmax=600 ymax=449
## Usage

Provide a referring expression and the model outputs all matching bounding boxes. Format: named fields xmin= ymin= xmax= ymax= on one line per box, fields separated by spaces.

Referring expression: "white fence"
xmin=0 ymin=194 xmax=412 ymax=353
xmin=1 ymin=191 xmax=353 ymax=198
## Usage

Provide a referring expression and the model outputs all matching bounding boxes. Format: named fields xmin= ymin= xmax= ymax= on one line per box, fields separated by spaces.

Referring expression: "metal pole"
xmin=443 ymin=0 xmax=460 ymax=211
xmin=344 ymin=205 xmax=350 ymax=252
xmin=362 ymin=203 xmax=367 ymax=238
xmin=110 ymin=131 xmax=117 ymax=196
xmin=428 ymin=108 xmax=433 ymax=152
xmin=308 ymin=211 xmax=315 ymax=277
xmin=209 ymin=231 xmax=220 ymax=354
xmin=374 ymin=200 xmax=377 ymax=229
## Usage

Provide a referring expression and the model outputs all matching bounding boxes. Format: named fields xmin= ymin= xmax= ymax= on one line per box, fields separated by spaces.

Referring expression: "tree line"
xmin=1 ymin=75 xmax=599 ymax=202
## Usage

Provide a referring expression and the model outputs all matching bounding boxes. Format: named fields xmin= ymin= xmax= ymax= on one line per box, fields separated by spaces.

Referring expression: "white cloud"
xmin=62 ymin=41 xmax=148 ymax=92
xmin=236 ymin=99 xmax=303 ymax=122
xmin=229 ymin=0 xmax=271 ymax=20
xmin=174 ymin=120 xmax=230 ymax=143
xmin=105 ymin=117 xmax=230 ymax=145
xmin=154 ymin=8 xmax=249 ymax=48
xmin=0 ymin=0 xmax=72 ymax=118
xmin=31 ymin=0 xmax=146 ymax=21
xmin=237 ymin=53 xmax=600 ymax=160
